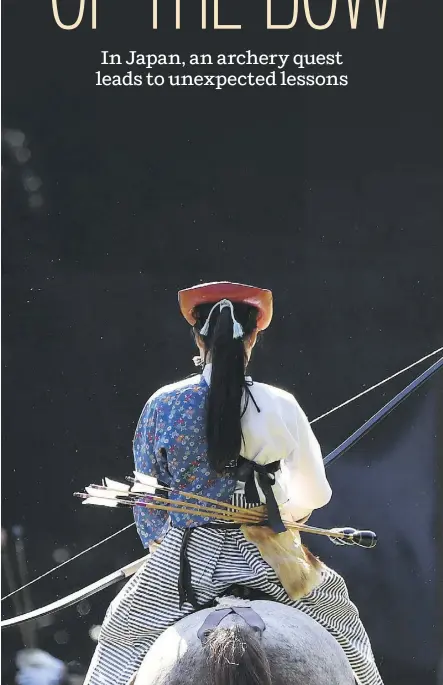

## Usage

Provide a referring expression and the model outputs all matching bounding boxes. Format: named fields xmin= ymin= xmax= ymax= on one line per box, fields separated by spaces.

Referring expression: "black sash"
xmin=177 ymin=528 xmax=200 ymax=609
xmin=177 ymin=523 xmax=242 ymax=610
xmin=235 ymin=457 xmax=286 ymax=534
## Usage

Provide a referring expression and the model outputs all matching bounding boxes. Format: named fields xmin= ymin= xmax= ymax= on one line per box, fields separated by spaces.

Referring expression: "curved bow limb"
xmin=1 ymin=557 xmax=146 ymax=629
xmin=323 ymin=355 xmax=443 ymax=467
xmin=2 ymin=352 xmax=441 ymax=629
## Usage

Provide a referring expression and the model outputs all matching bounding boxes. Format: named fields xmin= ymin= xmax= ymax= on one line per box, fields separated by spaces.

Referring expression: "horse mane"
xmin=205 ymin=623 xmax=272 ymax=685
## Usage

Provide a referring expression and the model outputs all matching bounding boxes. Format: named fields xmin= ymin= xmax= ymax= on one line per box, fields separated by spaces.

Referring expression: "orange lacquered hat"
xmin=178 ymin=281 xmax=273 ymax=331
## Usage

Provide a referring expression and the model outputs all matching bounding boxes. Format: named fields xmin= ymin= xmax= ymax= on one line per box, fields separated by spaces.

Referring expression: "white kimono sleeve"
xmin=279 ymin=398 xmax=332 ymax=521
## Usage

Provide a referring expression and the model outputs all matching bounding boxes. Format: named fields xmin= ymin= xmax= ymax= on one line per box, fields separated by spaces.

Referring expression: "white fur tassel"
xmin=232 ymin=320 xmax=244 ymax=339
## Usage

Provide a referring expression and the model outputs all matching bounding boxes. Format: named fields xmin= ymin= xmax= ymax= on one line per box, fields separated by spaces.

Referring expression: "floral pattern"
xmin=133 ymin=376 xmax=237 ymax=548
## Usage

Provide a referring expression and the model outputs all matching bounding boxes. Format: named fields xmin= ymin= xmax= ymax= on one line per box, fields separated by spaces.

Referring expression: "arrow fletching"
xmin=104 ymin=478 xmax=130 ymax=492
xmin=80 ymin=496 xmax=121 ymax=508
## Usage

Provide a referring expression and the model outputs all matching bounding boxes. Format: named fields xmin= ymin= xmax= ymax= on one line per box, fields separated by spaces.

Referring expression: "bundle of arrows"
xmin=74 ymin=473 xmax=377 ymax=549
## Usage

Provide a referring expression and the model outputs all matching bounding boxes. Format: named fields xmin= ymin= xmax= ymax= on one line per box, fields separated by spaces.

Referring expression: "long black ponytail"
xmin=193 ymin=302 xmax=259 ymax=474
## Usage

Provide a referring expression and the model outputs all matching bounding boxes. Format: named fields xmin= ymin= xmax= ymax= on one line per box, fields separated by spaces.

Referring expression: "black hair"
xmin=193 ymin=301 xmax=259 ymax=474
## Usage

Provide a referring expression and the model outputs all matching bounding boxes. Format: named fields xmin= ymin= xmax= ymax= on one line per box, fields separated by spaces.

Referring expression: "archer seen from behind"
xmin=83 ymin=282 xmax=384 ymax=685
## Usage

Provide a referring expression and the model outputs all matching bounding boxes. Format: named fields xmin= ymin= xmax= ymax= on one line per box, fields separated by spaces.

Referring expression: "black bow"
xmin=236 ymin=457 xmax=286 ymax=534
xmin=197 ymin=605 xmax=266 ymax=643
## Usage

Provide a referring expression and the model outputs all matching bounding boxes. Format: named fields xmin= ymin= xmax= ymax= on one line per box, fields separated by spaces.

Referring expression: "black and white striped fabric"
xmin=84 ymin=497 xmax=382 ymax=685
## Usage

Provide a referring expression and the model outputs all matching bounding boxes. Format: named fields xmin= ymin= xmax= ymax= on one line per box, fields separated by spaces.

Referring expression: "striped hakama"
xmin=84 ymin=501 xmax=383 ymax=685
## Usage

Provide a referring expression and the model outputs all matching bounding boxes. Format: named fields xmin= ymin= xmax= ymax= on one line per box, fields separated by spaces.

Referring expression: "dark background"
xmin=2 ymin=0 xmax=442 ymax=683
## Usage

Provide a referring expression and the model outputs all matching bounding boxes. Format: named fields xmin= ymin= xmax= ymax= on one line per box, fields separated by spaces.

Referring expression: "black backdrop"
xmin=2 ymin=0 xmax=443 ymax=682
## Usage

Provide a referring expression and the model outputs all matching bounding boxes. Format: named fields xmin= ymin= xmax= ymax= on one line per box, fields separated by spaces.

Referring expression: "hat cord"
xmin=199 ymin=299 xmax=244 ymax=339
